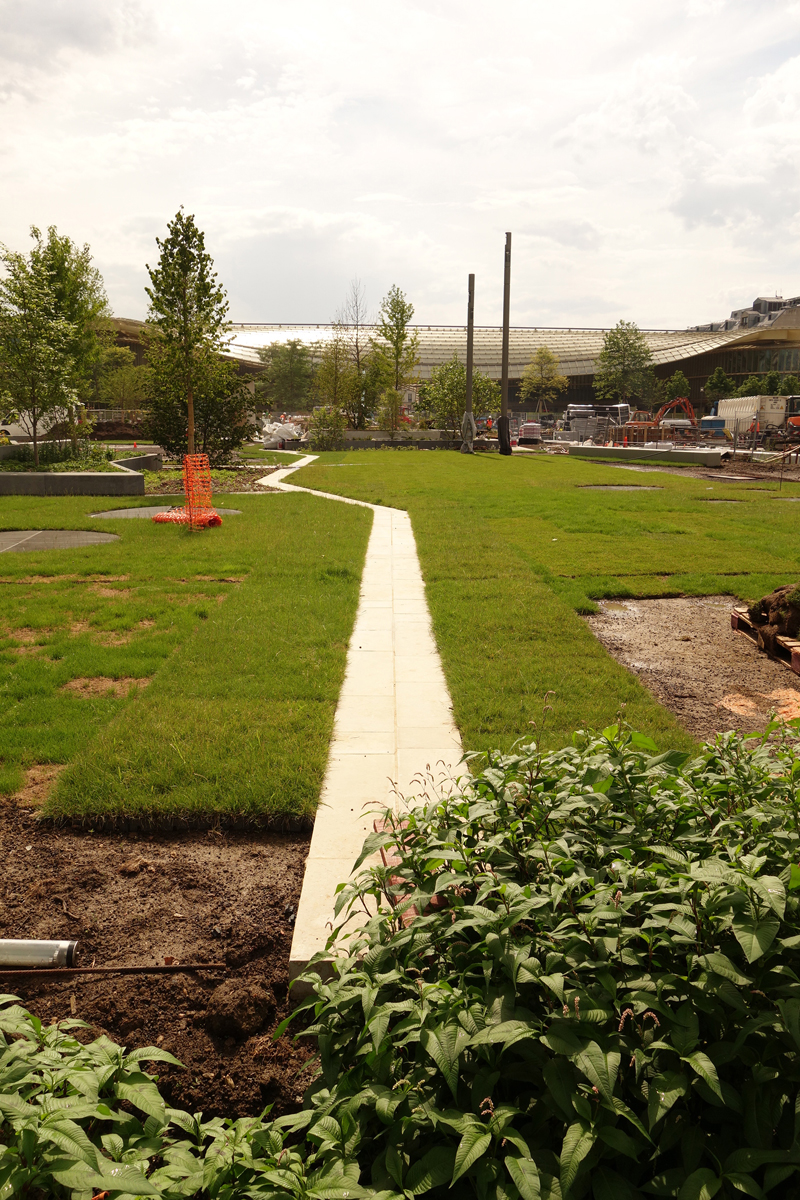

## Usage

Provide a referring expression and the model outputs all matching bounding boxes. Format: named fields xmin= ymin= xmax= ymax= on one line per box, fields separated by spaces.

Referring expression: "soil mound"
xmin=748 ymin=584 xmax=800 ymax=653
xmin=205 ymin=979 xmax=276 ymax=1040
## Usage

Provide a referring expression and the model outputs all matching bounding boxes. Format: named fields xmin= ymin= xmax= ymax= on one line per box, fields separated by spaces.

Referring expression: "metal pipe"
xmin=0 ymin=962 xmax=226 ymax=979
xmin=0 ymin=939 xmax=77 ymax=968
xmin=499 ymin=232 xmax=512 ymax=455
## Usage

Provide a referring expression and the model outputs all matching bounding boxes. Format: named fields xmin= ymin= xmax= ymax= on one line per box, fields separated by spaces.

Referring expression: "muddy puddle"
xmin=585 ymin=594 xmax=800 ymax=741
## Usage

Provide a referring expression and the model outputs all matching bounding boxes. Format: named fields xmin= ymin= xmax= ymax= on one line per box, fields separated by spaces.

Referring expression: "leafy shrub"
xmin=0 ymin=1000 xmax=356 ymax=1198
xmin=8 ymin=725 xmax=800 ymax=1199
xmin=291 ymin=723 xmax=800 ymax=1199
xmin=308 ymin=405 xmax=346 ymax=451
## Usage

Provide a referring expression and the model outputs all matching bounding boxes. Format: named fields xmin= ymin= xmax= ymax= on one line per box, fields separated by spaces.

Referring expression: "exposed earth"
xmin=586 ymin=594 xmax=800 ymax=741
xmin=0 ymin=799 xmax=314 ymax=1119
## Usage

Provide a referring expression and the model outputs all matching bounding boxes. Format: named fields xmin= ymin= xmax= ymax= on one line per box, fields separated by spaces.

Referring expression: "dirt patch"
xmin=585 ymin=594 xmax=800 ymax=741
xmin=6 ymin=764 xmax=65 ymax=808
xmin=93 ymin=631 xmax=133 ymax=646
xmin=70 ymin=620 xmax=90 ymax=636
xmin=60 ymin=676 xmax=151 ymax=698
xmin=89 ymin=585 xmax=134 ymax=599
xmin=0 ymin=810 xmax=313 ymax=1119
xmin=9 ymin=627 xmax=47 ymax=643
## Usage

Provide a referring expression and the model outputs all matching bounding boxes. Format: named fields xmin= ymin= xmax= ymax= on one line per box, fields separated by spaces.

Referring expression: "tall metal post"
xmin=499 ymin=232 xmax=512 ymax=455
xmin=461 ymin=273 xmax=476 ymax=454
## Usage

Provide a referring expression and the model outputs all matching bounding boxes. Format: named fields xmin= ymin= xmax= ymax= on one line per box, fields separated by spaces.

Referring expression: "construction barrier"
xmin=152 ymin=454 xmax=222 ymax=529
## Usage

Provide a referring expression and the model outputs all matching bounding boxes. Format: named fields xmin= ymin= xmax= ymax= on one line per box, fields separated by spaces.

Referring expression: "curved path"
xmin=262 ymin=457 xmax=462 ymax=984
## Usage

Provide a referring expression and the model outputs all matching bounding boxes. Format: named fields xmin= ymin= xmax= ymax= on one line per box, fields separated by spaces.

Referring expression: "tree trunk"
xmin=187 ymin=385 xmax=195 ymax=455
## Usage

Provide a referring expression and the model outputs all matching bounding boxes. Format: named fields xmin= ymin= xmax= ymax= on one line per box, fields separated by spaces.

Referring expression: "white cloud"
xmin=2 ymin=0 xmax=800 ymax=328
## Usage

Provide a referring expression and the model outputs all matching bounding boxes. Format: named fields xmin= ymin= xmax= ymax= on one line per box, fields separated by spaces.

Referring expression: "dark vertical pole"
xmin=466 ymin=273 xmax=475 ymax=414
xmin=461 ymin=273 xmax=476 ymax=453
xmin=499 ymin=232 xmax=512 ymax=455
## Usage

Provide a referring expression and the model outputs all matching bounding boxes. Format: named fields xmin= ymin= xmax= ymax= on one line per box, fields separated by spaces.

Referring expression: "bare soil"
xmin=586 ymin=594 xmax=800 ymax=741
xmin=0 ymin=804 xmax=314 ymax=1119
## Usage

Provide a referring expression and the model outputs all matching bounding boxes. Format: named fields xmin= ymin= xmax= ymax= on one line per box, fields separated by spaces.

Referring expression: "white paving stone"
xmin=262 ymin=458 xmax=463 ymax=986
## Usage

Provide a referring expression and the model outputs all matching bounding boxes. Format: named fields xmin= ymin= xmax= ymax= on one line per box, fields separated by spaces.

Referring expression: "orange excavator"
xmin=625 ymin=397 xmax=698 ymax=440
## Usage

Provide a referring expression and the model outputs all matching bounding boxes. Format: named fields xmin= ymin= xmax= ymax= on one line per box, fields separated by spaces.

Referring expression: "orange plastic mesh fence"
xmin=152 ymin=454 xmax=222 ymax=529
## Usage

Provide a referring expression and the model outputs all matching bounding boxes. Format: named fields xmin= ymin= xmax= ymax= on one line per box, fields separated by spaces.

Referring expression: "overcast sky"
xmin=2 ymin=0 xmax=800 ymax=329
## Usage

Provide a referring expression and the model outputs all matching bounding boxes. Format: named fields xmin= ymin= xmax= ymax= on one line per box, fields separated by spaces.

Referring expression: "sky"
xmin=2 ymin=0 xmax=800 ymax=329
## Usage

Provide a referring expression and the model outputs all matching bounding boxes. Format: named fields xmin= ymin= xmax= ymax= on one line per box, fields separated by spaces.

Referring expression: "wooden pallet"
xmin=731 ymin=605 xmax=800 ymax=675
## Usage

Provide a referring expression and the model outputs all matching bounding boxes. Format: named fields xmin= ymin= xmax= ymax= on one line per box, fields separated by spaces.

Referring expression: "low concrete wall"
xmin=568 ymin=445 xmax=729 ymax=467
xmin=111 ymin=453 xmax=162 ymax=471
xmin=0 ymin=471 xmax=145 ymax=496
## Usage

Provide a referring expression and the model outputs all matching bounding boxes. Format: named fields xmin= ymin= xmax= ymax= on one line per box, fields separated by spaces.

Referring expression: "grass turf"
xmin=0 ymin=493 xmax=370 ymax=823
xmin=292 ymin=450 xmax=800 ymax=754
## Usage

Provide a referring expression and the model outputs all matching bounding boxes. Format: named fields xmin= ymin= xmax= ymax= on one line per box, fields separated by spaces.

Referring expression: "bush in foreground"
xmin=5 ymin=724 xmax=800 ymax=1198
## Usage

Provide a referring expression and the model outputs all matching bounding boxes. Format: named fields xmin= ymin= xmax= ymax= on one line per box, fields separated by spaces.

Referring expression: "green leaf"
xmin=505 ymin=1155 xmax=542 ymax=1200
xmin=597 ymin=1126 xmax=641 ymax=1161
xmin=648 ymin=1071 xmax=689 ymax=1129
xmin=115 ymin=1075 xmax=167 ymax=1127
xmin=452 ymin=1127 xmax=492 ymax=1185
xmin=749 ymin=875 xmax=786 ymax=919
xmin=677 ymin=1168 xmax=721 ymax=1200
xmin=683 ymin=1052 xmax=723 ymax=1102
xmin=420 ymin=1025 xmax=470 ymax=1101
xmin=696 ymin=953 xmax=751 ymax=986
xmin=723 ymin=1173 xmax=764 ymax=1198
xmin=732 ymin=913 xmax=780 ymax=963
xmin=788 ymin=864 xmax=800 ymax=891
xmin=560 ymin=1122 xmax=595 ymax=1195
xmin=574 ymin=1044 xmax=620 ymax=1106
xmin=403 ymin=1146 xmax=455 ymax=1195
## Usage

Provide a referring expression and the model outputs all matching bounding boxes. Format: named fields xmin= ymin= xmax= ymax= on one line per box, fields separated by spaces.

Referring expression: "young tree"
xmin=99 ymin=347 xmax=147 ymax=412
xmin=28 ymin=225 xmax=112 ymax=403
xmin=664 ymin=369 xmax=691 ymax=403
xmin=780 ymin=374 xmax=800 ymax=395
xmin=422 ymin=353 xmax=501 ymax=437
xmin=333 ymin=278 xmax=383 ymax=429
xmin=257 ymin=338 xmax=314 ymax=411
xmin=376 ymin=387 xmax=405 ymax=434
xmin=311 ymin=331 xmax=358 ymax=412
xmin=145 ymin=209 xmax=230 ymax=454
xmin=519 ymin=346 xmax=568 ymax=411
xmin=372 ymin=285 xmax=420 ymax=392
xmin=704 ymin=365 xmax=736 ymax=406
xmin=0 ymin=245 xmax=74 ymax=466
xmin=593 ymin=320 xmax=654 ymax=404
xmin=145 ymin=344 xmax=255 ymax=463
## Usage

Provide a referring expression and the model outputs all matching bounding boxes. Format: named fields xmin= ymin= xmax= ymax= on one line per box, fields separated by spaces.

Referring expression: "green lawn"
xmin=293 ymin=450 xmax=800 ymax=754
xmin=0 ymin=493 xmax=370 ymax=823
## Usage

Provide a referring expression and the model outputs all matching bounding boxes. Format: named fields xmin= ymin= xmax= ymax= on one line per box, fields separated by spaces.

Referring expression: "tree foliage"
xmin=145 ymin=343 xmax=254 ymax=463
xmin=311 ymin=332 xmax=358 ymax=413
xmin=98 ymin=346 xmax=148 ymax=410
xmin=145 ymin=209 xmax=230 ymax=454
xmin=308 ymin=403 xmax=347 ymax=450
xmin=421 ymin=354 xmax=500 ymax=437
xmin=335 ymin=278 xmax=385 ymax=429
xmin=663 ymin=369 xmax=691 ymax=404
xmin=594 ymin=321 xmax=654 ymax=405
xmin=27 ymin=224 xmax=112 ymax=402
xmin=0 ymin=242 xmax=75 ymax=465
xmin=780 ymin=374 xmax=800 ymax=396
xmin=372 ymin=284 xmax=420 ymax=393
xmin=704 ymin=366 xmax=736 ymax=405
xmin=257 ymin=338 xmax=315 ymax=412
xmin=519 ymin=347 xmax=568 ymax=411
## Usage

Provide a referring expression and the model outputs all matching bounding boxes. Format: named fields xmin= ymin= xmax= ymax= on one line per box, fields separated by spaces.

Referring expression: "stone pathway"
xmin=261 ymin=457 xmax=462 ymax=983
